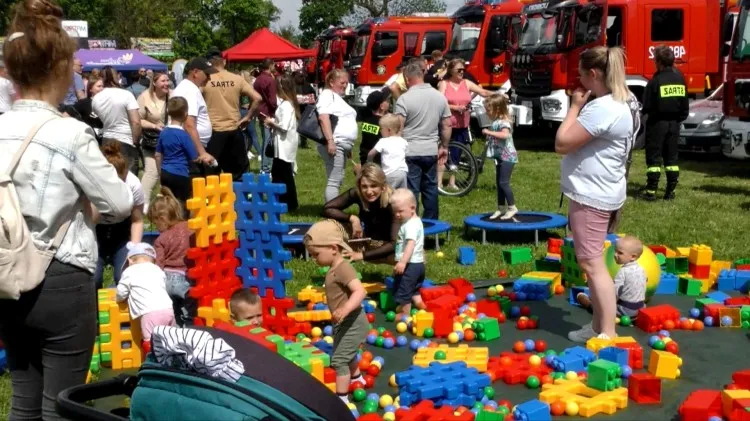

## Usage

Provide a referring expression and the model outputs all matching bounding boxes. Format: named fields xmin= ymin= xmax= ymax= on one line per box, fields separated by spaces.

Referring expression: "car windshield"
xmin=450 ymin=20 xmax=482 ymax=52
xmin=353 ymin=34 xmax=370 ymax=57
xmin=519 ymin=14 xmax=558 ymax=47
xmin=733 ymin=6 xmax=750 ymax=60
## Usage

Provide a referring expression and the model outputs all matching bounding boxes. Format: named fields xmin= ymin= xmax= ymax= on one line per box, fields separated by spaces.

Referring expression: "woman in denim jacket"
xmin=0 ymin=1 xmax=132 ymax=419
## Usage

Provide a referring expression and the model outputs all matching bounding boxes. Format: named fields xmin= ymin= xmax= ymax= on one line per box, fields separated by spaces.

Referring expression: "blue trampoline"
xmin=423 ymin=219 xmax=452 ymax=251
xmin=283 ymin=223 xmax=314 ymax=259
xmin=464 ymin=212 xmax=568 ymax=245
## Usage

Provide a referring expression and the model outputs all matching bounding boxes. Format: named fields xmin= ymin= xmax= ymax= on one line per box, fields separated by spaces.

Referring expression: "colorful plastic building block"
xmin=413 ymin=311 xmax=435 ymax=336
xmin=723 ymin=389 xmax=750 ymax=417
xmin=197 ymin=298 xmax=231 ymax=327
xmin=187 ymin=235 xmax=242 ymax=308
xmin=569 ymin=286 xmax=590 ymax=306
xmin=705 ymin=291 xmax=731 ymax=303
xmin=297 ymin=286 xmax=326 ymax=303
xmin=394 ymin=361 xmax=492 ymax=407
xmin=718 ymin=269 xmax=742 ymax=292
xmin=598 ymin=347 xmax=629 ymax=367
xmin=665 ymin=256 xmax=689 ymax=274
xmin=628 ymin=373 xmax=661 ymax=404
xmin=187 ymin=174 xmax=237 ymax=248
xmin=742 ymin=306 xmax=750 ymax=329
xmin=97 ymin=289 xmax=143 ymax=370
xmin=614 ymin=341 xmax=644 ymax=369
xmin=534 ymin=259 xmax=562 ymax=272
xmin=719 ymin=307 xmax=742 ymax=328
xmin=523 ymin=271 xmax=562 ymax=291
xmin=512 ymin=399 xmax=551 ymax=421
xmin=655 ymin=272 xmax=679 ymax=295
xmin=214 ymin=321 xmax=282 ymax=352
xmin=586 ymin=336 xmax=614 ymax=353
xmin=733 ymin=369 xmax=750 ymax=389
xmin=473 ymin=317 xmax=501 ymax=341
xmin=539 ymin=378 xmax=628 ymax=417
xmin=549 ymin=346 xmax=596 ymax=373
xmin=503 ymin=247 xmax=533 ymax=265
xmin=413 ymin=344 xmax=489 ymax=372
xmin=458 ymin=246 xmax=476 ymax=265
xmin=689 ymin=244 xmax=713 ymax=266
xmin=635 ymin=304 xmax=681 ymax=333
xmin=487 ymin=352 xmax=553 ymax=385
xmin=587 ymin=359 xmax=622 ymax=391
xmin=287 ymin=309 xmax=332 ymax=322
xmin=395 ymin=400 xmax=475 ymax=421
xmin=689 ymin=263 xmax=711 ymax=280
xmin=679 ymin=276 xmax=702 ymax=296
xmin=513 ymin=279 xmax=551 ymax=300
xmin=679 ymin=390 xmax=722 ymax=421
xmin=562 ymin=238 xmax=586 ymax=286
xmin=647 ymin=349 xmax=682 ymax=379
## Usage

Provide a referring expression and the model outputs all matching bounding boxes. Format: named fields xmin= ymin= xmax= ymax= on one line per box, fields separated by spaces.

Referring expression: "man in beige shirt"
xmin=203 ymin=47 xmax=261 ymax=180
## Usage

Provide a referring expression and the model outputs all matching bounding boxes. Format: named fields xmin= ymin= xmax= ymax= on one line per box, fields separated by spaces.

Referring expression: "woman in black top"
xmin=322 ymin=163 xmax=399 ymax=263
xmin=72 ymin=74 xmax=104 ymax=141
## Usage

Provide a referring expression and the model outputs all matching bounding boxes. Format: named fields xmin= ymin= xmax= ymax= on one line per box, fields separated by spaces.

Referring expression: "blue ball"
xmin=704 ymin=316 xmax=714 ymax=327
xmin=456 ymin=331 xmax=465 ymax=341
xmin=355 ymin=353 xmax=361 ymax=362
xmin=487 ymin=400 xmax=498 ymax=409
xmin=367 ymin=393 xmax=379 ymax=401
xmin=708 ymin=417 xmax=723 ymax=421
xmin=524 ymin=339 xmax=536 ymax=351
xmin=459 ymin=305 xmax=469 ymax=314
xmin=481 ymin=396 xmax=490 ymax=404
xmin=658 ymin=330 xmax=670 ymax=338
xmin=511 ymin=306 xmax=521 ymax=317
xmin=383 ymin=338 xmax=395 ymax=349
xmin=366 ymin=334 xmax=378 ymax=344
xmin=373 ymin=356 xmax=385 ymax=366
xmin=516 ymin=292 xmax=527 ymax=301
xmin=545 ymin=355 xmax=556 ymax=366
xmin=323 ymin=325 xmax=333 ymax=336
xmin=621 ymin=365 xmax=633 ymax=378
xmin=466 ymin=293 xmax=476 ymax=302
xmin=384 ymin=405 xmax=396 ymax=413
xmin=689 ymin=308 xmax=701 ymax=318
xmin=396 ymin=336 xmax=408 ymax=347
xmin=477 ymin=313 xmax=486 ymax=319
xmin=471 ymin=408 xmax=480 ymax=415
xmin=420 ymin=339 xmax=431 ymax=348
xmin=648 ymin=335 xmax=660 ymax=347
xmin=400 ymin=314 xmax=410 ymax=323
xmin=410 ymin=339 xmax=421 ymax=351
xmin=721 ymin=316 xmax=733 ymax=326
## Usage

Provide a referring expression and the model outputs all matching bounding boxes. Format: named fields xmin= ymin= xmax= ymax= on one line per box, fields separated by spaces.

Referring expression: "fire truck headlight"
xmin=542 ymin=98 xmax=562 ymax=114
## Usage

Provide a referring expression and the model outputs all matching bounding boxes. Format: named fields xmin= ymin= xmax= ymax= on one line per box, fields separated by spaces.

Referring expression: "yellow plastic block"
xmin=413 ymin=344 xmax=489 ymax=372
xmin=664 ymin=247 xmax=677 ymax=257
xmin=676 ymin=247 xmax=691 ymax=257
xmin=523 ymin=271 xmax=562 ymax=291
xmin=688 ymin=244 xmax=713 ymax=266
xmin=288 ymin=309 xmax=332 ymax=322
xmin=722 ymin=389 xmax=750 ymax=415
xmin=187 ymin=174 xmax=237 ymax=248
xmin=586 ymin=337 xmax=614 ymax=354
xmin=711 ymin=260 xmax=732 ymax=273
xmin=297 ymin=286 xmax=326 ymax=304
xmin=647 ymin=350 xmax=683 ymax=379
xmin=539 ymin=379 xmax=628 ymax=418
xmin=362 ymin=282 xmax=386 ymax=294
xmin=611 ymin=336 xmax=636 ymax=345
xmin=310 ymin=358 xmax=324 ymax=383
xmin=414 ymin=312 xmax=434 ymax=336
xmin=197 ymin=298 xmax=230 ymax=327
xmin=325 ymin=382 xmax=336 ymax=392
xmin=98 ymin=289 xmax=143 ymax=370
xmin=699 ymin=278 xmax=714 ymax=294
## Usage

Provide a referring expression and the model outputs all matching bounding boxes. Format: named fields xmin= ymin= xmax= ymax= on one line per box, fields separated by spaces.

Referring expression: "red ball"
xmin=516 ymin=319 xmax=528 ymax=330
xmin=366 ymin=313 xmax=375 ymax=323
xmin=520 ymin=306 xmax=531 ymax=317
xmin=665 ymin=341 xmax=679 ymax=355
xmin=554 ymin=284 xmax=565 ymax=295
xmin=364 ymin=374 xmax=376 ymax=388
xmin=497 ymin=400 xmax=512 ymax=410
xmin=367 ymin=364 xmax=381 ymax=376
xmin=497 ymin=312 xmax=507 ymax=323
xmin=508 ymin=292 xmax=517 ymax=301
xmin=358 ymin=359 xmax=371 ymax=371
xmin=550 ymin=400 xmax=566 ymax=416
xmin=513 ymin=341 xmax=526 ymax=353
xmin=534 ymin=340 xmax=547 ymax=352
xmin=382 ymin=331 xmax=394 ymax=339
xmin=498 ymin=270 xmax=508 ymax=277
xmin=527 ymin=319 xmax=538 ymax=329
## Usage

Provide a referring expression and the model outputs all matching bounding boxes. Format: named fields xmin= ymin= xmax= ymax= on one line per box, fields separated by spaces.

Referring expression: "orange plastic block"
xmin=539 ymin=378 xmax=628 ymax=417
xmin=287 ymin=309 xmax=332 ymax=322
xmin=297 ymin=286 xmax=326 ymax=303
xmin=197 ymin=298 xmax=231 ymax=327
xmin=98 ymin=289 xmax=143 ymax=370
xmin=187 ymin=174 xmax=237 ymax=248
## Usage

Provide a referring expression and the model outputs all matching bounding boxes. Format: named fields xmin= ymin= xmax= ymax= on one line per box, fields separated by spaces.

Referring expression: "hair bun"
xmin=24 ymin=0 xmax=63 ymax=24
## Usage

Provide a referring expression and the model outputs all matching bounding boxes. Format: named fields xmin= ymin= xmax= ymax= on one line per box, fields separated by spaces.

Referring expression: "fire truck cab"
xmin=509 ymin=0 xmax=728 ymax=126
xmin=721 ymin=0 xmax=750 ymax=159
xmin=307 ymin=26 xmax=356 ymax=87
xmin=346 ymin=16 xmax=453 ymax=108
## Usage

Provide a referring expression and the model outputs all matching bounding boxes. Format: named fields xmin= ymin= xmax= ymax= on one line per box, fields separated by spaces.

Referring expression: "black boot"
xmin=664 ymin=171 xmax=679 ymax=200
xmin=641 ymin=170 xmax=661 ymax=201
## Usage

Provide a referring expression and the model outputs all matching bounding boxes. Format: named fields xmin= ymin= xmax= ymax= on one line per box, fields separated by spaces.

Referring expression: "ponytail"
xmin=580 ymin=46 xmax=629 ymax=103
xmin=147 ymin=187 xmax=185 ymax=229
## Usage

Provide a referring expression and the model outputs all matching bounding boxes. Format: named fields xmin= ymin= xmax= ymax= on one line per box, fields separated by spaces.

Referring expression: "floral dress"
xmin=488 ymin=119 xmax=518 ymax=163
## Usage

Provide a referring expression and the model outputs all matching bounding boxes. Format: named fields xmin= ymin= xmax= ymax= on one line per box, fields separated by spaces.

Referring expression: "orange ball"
xmin=361 ymin=351 xmax=374 ymax=362
xmin=428 ymin=341 xmax=439 ymax=348
xmin=541 ymin=375 xmax=554 ymax=385
xmin=307 ymin=302 xmax=315 ymax=310
xmin=550 ymin=400 xmax=566 ymax=416
xmin=692 ymin=320 xmax=705 ymax=331
xmin=554 ymin=285 xmax=565 ymax=295
xmin=368 ymin=329 xmax=379 ymax=336
xmin=358 ymin=359 xmax=371 ymax=371
xmin=464 ymin=329 xmax=476 ymax=341
xmin=663 ymin=320 xmax=675 ymax=330
xmin=500 ymin=356 xmax=513 ymax=366
xmin=680 ymin=319 xmax=692 ymax=330
xmin=513 ymin=341 xmax=526 ymax=353
xmin=488 ymin=371 xmax=497 ymax=382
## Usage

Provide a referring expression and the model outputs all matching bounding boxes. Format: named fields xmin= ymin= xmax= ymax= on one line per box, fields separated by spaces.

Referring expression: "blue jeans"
xmin=239 ymin=108 xmax=261 ymax=154
xmin=165 ymin=271 xmax=191 ymax=327
xmin=260 ymin=126 xmax=273 ymax=173
xmin=94 ymin=241 xmax=128 ymax=288
xmin=406 ymin=156 xmax=439 ymax=220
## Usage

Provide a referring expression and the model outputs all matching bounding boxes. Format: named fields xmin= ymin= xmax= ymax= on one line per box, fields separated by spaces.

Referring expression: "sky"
xmin=274 ymin=0 xmax=467 ymax=29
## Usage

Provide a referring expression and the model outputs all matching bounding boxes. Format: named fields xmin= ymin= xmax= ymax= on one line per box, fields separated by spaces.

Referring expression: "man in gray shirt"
xmin=394 ymin=62 xmax=452 ymax=219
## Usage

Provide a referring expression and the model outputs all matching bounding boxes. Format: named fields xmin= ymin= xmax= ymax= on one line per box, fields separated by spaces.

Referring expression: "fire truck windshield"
xmin=519 ymin=14 xmax=558 ymax=47
xmin=353 ymin=34 xmax=370 ymax=57
xmin=450 ymin=19 xmax=482 ymax=52
xmin=733 ymin=6 xmax=750 ymax=60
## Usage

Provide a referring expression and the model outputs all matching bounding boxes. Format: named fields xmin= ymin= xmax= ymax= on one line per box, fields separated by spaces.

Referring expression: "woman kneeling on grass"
xmin=322 ymin=163 xmax=399 ymax=264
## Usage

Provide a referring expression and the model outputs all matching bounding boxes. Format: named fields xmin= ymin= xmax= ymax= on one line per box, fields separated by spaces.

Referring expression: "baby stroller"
xmin=56 ymin=327 xmax=355 ymax=421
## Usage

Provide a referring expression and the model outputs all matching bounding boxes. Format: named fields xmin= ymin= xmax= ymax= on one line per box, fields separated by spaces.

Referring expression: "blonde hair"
xmin=484 ymin=93 xmax=512 ymax=122
xmin=580 ymin=46 xmax=629 ymax=102
xmin=325 ymin=68 xmax=348 ymax=88
xmin=378 ymin=113 xmax=401 ymax=134
xmin=390 ymin=188 xmax=416 ymax=207
xmin=617 ymin=235 xmax=644 ymax=258
xmin=356 ymin=163 xmax=393 ymax=211
xmin=147 ymin=187 xmax=185 ymax=229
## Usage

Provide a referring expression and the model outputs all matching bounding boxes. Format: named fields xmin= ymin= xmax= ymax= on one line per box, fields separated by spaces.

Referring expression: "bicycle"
xmin=438 ymin=102 xmax=492 ymax=197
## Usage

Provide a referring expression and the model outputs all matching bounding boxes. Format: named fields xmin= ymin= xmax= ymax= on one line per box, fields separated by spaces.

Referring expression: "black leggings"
xmin=495 ymin=160 xmax=515 ymax=206
xmin=161 ymin=170 xmax=192 ymax=218
xmin=271 ymin=158 xmax=298 ymax=212
xmin=0 ymin=260 xmax=96 ymax=420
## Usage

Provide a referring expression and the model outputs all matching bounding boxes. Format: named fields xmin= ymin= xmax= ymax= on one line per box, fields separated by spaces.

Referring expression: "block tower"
xmin=562 ymin=238 xmax=586 ymax=286
xmin=97 ymin=288 xmax=143 ymax=370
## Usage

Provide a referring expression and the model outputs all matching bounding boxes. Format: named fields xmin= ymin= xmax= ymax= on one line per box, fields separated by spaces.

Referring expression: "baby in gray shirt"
xmin=577 ymin=235 xmax=647 ymax=318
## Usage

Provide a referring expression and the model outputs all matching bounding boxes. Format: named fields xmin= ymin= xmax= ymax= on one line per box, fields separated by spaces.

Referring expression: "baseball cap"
xmin=126 ymin=242 xmax=157 ymax=260
xmin=304 ymin=220 xmax=353 ymax=252
xmin=185 ymin=57 xmax=218 ymax=75
xmin=205 ymin=47 xmax=223 ymax=60
xmin=366 ymin=88 xmax=391 ymax=111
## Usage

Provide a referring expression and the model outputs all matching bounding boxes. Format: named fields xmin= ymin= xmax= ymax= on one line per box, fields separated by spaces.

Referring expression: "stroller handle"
xmin=56 ymin=374 xmax=136 ymax=421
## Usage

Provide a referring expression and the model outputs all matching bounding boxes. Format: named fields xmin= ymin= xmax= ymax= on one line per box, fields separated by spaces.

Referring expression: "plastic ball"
xmin=383 ymin=337 xmax=395 ymax=349
xmin=420 ymin=339 xmax=431 ymax=348
xmin=510 ymin=306 xmax=521 ymax=317
xmin=366 ymin=313 xmax=375 ymax=323
xmin=311 ymin=327 xmax=322 ymax=337
xmin=389 ymin=374 xmax=397 ymax=387
xmin=565 ymin=401 xmax=579 ymax=416
xmin=704 ymin=316 xmax=714 ymax=327
xmin=373 ymin=356 xmax=385 ymax=367
xmin=648 ymin=335 xmax=659 ymax=347
xmin=409 ymin=339 xmax=421 ymax=351
xmin=466 ymin=293 xmax=476 ymax=302
xmin=565 ymin=371 xmax=578 ymax=380
xmin=692 ymin=320 xmax=705 ymax=331
xmin=379 ymin=394 xmax=394 ymax=408
xmin=520 ymin=306 xmax=531 ymax=316
xmin=605 ymin=242 xmax=661 ymax=299
xmin=324 ymin=336 xmax=334 ymax=344
xmin=375 ymin=337 xmax=385 ymax=347
xmin=464 ymin=329 xmax=476 ymax=341
xmin=515 ymin=319 xmax=528 ymax=330
xmin=436 ymin=251 xmax=444 ymax=258
xmin=708 ymin=417 xmax=723 ymax=421
xmin=658 ymin=330 xmax=670 ymax=337
xmin=550 ymin=400 xmax=566 ymax=416
xmin=367 ymin=393 xmax=379 ymax=402
xmin=410 ymin=308 xmax=418 ymax=316
xmin=545 ymin=354 xmax=556 ymax=366
xmin=689 ymin=308 xmax=701 ymax=318
xmin=457 ymin=331 xmax=465 ymax=341
xmin=395 ymin=335 xmax=407 ymax=347
xmin=621 ymin=365 xmax=633 ymax=378
xmin=422 ymin=327 xmax=434 ymax=338
xmin=665 ymin=341 xmax=679 ymax=354
xmin=663 ymin=319 xmax=676 ymax=330
xmin=362 ymin=401 xmax=378 ymax=414
xmin=353 ymin=388 xmax=367 ymax=402
xmin=487 ymin=286 xmax=497 ymax=297
xmin=448 ymin=332 xmax=460 ymax=344
xmin=385 ymin=311 xmax=396 ymax=322
xmin=653 ymin=339 xmax=666 ymax=350
xmin=526 ymin=375 xmax=540 ymax=388
xmin=620 ymin=315 xmax=632 ymax=326
xmin=366 ymin=334 xmax=377 ymax=345
xmin=383 ymin=412 xmax=395 ymax=421
xmin=495 ymin=285 xmax=505 ymax=293
xmin=721 ymin=316 xmax=733 ymax=327
xmin=396 ymin=322 xmax=408 ymax=334
xmin=534 ymin=340 xmax=547 ymax=352
xmin=482 ymin=385 xmax=495 ymax=399
xmin=522 ymin=339 xmax=534 ymax=351
xmin=368 ymin=365 xmax=381 ymax=376
xmin=513 ymin=341 xmax=526 ymax=353
xmin=527 ymin=319 xmax=538 ymax=329
xmin=323 ymin=325 xmax=333 ymax=336
xmin=434 ymin=350 xmax=447 ymax=360
xmin=384 ymin=405 xmax=396 ymax=413
xmin=529 ymin=355 xmax=542 ymax=366
xmin=554 ymin=284 xmax=565 ymax=295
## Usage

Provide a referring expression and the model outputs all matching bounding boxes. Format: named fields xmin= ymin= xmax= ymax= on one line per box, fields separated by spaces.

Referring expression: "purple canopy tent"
xmin=75 ymin=49 xmax=168 ymax=72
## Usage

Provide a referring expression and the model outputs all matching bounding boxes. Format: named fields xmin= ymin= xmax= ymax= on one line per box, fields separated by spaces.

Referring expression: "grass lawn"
xmin=1 ymin=132 xmax=748 ymax=417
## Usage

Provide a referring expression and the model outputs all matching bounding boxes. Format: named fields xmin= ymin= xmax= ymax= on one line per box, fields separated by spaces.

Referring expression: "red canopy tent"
xmin=223 ymin=28 xmax=316 ymax=61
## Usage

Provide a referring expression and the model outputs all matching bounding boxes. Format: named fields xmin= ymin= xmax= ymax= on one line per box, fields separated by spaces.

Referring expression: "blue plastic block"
xmin=598 ymin=347 xmax=629 ymax=367
xmin=458 ymin=247 xmax=476 ymax=266
xmin=705 ymin=291 xmax=732 ymax=304
xmin=513 ymin=279 xmax=552 ymax=301
xmin=385 ymin=276 xmax=395 ymax=290
xmin=563 ymin=237 xmax=575 ymax=247
xmin=718 ymin=269 xmax=737 ymax=291
xmin=605 ymin=233 xmax=620 ymax=245
xmin=234 ymin=173 xmax=292 ymax=298
xmin=313 ymin=340 xmax=333 ymax=356
xmin=569 ymin=286 xmax=590 ymax=306
xmin=394 ymin=361 xmax=491 ymax=407
xmin=423 ymin=279 xmax=435 ymax=288
xmin=549 ymin=354 xmax=587 ymax=373
xmin=513 ymin=399 xmax=551 ymax=421
xmin=0 ymin=349 xmax=6 ymax=372
xmin=655 ymin=272 xmax=679 ymax=295
xmin=565 ymin=346 xmax=597 ymax=363
xmin=736 ymin=270 xmax=750 ymax=293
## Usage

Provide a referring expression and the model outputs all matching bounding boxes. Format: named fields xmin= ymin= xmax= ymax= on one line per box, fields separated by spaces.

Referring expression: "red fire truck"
xmin=307 ymin=26 xmax=356 ymax=87
xmin=508 ymin=0 xmax=734 ymax=126
xmin=721 ymin=0 xmax=750 ymax=159
xmin=346 ymin=16 xmax=454 ymax=108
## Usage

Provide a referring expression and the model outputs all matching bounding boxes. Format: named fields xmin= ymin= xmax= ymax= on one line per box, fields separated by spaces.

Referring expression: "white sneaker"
xmin=500 ymin=205 xmax=518 ymax=220
xmin=568 ymin=323 xmax=597 ymax=343
xmin=489 ymin=210 xmax=504 ymax=220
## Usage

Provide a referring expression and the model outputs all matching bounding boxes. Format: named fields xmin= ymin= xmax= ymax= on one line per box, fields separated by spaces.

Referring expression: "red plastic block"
xmin=324 ymin=367 xmax=336 ymax=383
xmin=487 ymin=352 xmax=552 ymax=385
xmin=728 ymin=398 xmax=750 ymax=421
xmin=615 ymin=341 xmax=644 ymax=369
xmin=628 ymin=373 xmax=661 ymax=404
xmin=256 ymin=288 xmax=311 ymax=338
xmin=704 ymin=303 xmax=726 ymax=320
xmin=187 ymin=236 xmax=242 ymax=307
xmin=733 ymin=369 xmax=750 ymax=389
xmin=419 ymin=285 xmax=455 ymax=302
xmin=636 ymin=304 xmax=681 ymax=333
xmin=678 ymin=390 xmax=722 ymax=421
xmin=476 ymin=299 xmax=502 ymax=319
xmin=357 ymin=415 xmax=384 ymax=421
xmin=689 ymin=263 xmax=711 ymax=279
xmin=649 ymin=245 xmax=668 ymax=256
xmin=548 ymin=238 xmax=563 ymax=254
xmin=448 ymin=278 xmax=475 ymax=301
xmin=432 ymin=308 xmax=454 ymax=338
xmin=214 ymin=321 xmax=278 ymax=352
xmin=395 ymin=400 xmax=475 ymax=421
xmin=737 ymin=264 xmax=750 ymax=271
xmin=726 ymin=297 xmax=750 ymax=306
xmin=426 ymin=294 xmax=462 ymax=313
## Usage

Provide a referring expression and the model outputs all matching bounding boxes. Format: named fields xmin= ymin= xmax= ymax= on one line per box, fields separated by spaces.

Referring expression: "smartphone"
xmin=348 ymin=238 xmax=372 ymax=244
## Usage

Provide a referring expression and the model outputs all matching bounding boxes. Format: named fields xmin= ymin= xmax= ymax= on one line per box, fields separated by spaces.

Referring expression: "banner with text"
xmin=88 ymin=39 xmax=117 ymax=50
xmin=130 ymin=38 xmax=174 ymax=57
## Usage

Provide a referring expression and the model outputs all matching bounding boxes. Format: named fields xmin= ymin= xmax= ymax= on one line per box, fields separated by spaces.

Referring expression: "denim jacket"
xmin=0 ymin=100 xmax=133 ymax=273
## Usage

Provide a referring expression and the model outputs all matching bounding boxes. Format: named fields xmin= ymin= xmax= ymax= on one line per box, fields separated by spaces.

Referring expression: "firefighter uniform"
xmin=641 ymin=66 xmax=689 ymax=200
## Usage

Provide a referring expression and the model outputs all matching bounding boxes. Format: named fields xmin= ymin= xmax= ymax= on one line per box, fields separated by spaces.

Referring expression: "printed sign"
xmin=62 ymin=20 xmax=88 ymax=38
xmin=88 ymin=39 xmax=117 ymax=50
xmin=130 ymin=38 xmax=174 ymax=57
xmin=649 ymin=45 xmax=686 ymax=59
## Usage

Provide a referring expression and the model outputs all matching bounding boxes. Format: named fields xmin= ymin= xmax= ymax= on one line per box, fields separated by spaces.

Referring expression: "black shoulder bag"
xmin=297 ymin=91 xmax=338 ymax=145
xmin=141 ymin=94 xmax=168 ymax=149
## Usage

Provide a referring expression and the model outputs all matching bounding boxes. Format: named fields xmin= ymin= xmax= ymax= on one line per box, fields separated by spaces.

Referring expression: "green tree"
xmin=173 ymin=16 xmax=214 ymax=59
xmin=299 ymin=0 xmax=353 ymax=47
xmin=276 ymin=22 xmax=302 ymax=46
xmin=218 ymin=0 xmax=280 ymax=45
xmin=57 ymin=0 xmax=115 ymax=38
xmin=352 ymin=0 xmax=446 ymax=17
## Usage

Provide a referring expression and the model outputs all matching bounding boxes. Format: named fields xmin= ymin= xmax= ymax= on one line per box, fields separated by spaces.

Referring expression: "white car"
xmin=678 ymin=85 xmax=723 ymax=154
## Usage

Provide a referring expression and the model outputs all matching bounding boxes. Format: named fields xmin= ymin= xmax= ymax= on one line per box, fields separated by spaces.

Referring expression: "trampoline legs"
xmin=481 ymin=229 xmax=487 ymax=245
xmin=534 ymin=230 xmax=539 ymax=246
xmin=434 ymin=234 xmax=440 ymax=251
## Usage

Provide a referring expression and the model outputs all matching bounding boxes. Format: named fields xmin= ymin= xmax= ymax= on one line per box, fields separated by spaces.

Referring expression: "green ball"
xmin=434 ymin=350 xmax=447 ymax=360
xmin=377 ymin=327 xmax=387 ymax=335
xmin=353 ymin=388 xmax=367 ymax=402
xmin=410 ymin=308 xmax=418 ymax=316
xmin=546 ymin=350 xmax=558 ymax=356
xmin=386 ymin=311 xmax=396 ymax=322
xmin=653 ymin=339 xmax=666 ymax=350
xmin=473 ymin=401 xmax=484 ymax=410
xmin=375 ymin=337 xmax=385 ymax=347
xmin=551 ymin=372 xmax=564 ymax=380
xmin=537 ymin=352 xmax=546 ymax=359
xmin=497 ymin=406 xmax=510 ymax=416
xmin=423 ymin=328 xmax=434 ymax=338
xmin=526 ymin=375 xmax=540 ymax=389
xmin=483 ymin=386 xmax=495 ymax=399
xmin=296 ymin=333 xmax=307 ymax=341
xmin=620 ymin=315 xmax=632 ymax=326
xmin=362 ymin=401 xmax=378 ymax=414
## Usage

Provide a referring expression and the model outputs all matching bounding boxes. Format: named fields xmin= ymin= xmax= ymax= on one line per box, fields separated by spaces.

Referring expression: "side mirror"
xmin=723 ymin=14 xmax=736 ymax=43
xmin=722 ymin=42 xmax=731 ymax=57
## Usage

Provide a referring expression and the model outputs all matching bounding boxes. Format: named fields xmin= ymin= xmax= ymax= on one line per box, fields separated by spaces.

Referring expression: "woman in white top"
xmin=317 ymin=69 xmax=359 ymax=202
xmin=264 ymin=74 xmax=300 ymax=211
xmin=93 ymin=66 xmax=143 ymax=174
xmin=137 ymin=72 xmax=171 ymax=213
xmin=555 ymin=46 xmax=633 ymax=343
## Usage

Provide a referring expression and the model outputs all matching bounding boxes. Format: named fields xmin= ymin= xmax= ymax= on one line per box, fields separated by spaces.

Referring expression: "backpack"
xmin=0 ymin=117 xmax=72 ymax=300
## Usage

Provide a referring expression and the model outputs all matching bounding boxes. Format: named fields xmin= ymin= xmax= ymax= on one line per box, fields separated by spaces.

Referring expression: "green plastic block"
xmin=379 ymin=290 xmax=397 ymax=312
xmin=503 ymin=247 xmax=533 ymax=265
xmin=586 ymin=359 xmax=622 ymax=391
xmin=90 ymin=354 xmax=101 ymax=374
xmin=741 ymin=306 xmax=750 ymax=329
xmin=497 ymin=296 xmax=512 ymax=316
xmin=98 ymin=311 xmax=110 ymax=324
xmin=534 ymin=259 xmax=562 ymax=272
xmin=665 ymin=258 xmax=676 ymax=274
xmin=475 ymin=410 xmax=504 ymax=421
xmin=234 ymin=320 xmax=250 ymax=327
xmin=674 ymin=257 xmax=689 ymax=274
xmin=100 ymin=351 xmax=112 ymax=363
xmin=99 ymin=332 xmax=111 ymax=343
xmin=473 ymin=317 xmax=500 ymax=341
xmin=734 ymin=258 xmax=750 ymax=267
xmin=678 ymin=276 xmax=701 ymax=296
xmin=695 ymin=298 xmax=718 ymax=312
xmin=265 ymin=334 xmax=286 ymax=353
xmin=281 ymin=342 xmax=330 ymax=372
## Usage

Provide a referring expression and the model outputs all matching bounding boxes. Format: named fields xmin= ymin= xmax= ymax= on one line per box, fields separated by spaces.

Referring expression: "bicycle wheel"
xmin=438 ymin=141 xmax=478 ymax=197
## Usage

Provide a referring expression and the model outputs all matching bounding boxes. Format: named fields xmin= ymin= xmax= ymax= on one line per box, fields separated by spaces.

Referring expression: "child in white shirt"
xmin=116 ymin=242 xmax=176 ymax=342
xmin=390 ymin=188 xmax=426 ymax=318
xmin=368 ymin=113 xmax=408 ymax=189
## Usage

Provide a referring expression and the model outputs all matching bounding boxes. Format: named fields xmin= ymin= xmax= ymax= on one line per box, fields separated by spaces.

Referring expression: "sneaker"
xmin=350 ymin=375 xmax=366 ymax=388
xmin=500 ymin=205 xmax=518 ymax=220
xmin=568 ymin=323 xmax=597 ymax=343
xmin=595 ymin=332 xmax=613 ymax=340
xmin=489 ymin=210 xmax=504 ymax=220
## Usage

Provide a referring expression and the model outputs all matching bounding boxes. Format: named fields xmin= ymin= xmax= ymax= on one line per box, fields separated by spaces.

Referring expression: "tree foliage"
xmin=299 ymin=0 xmax=354 ymax=47
xmin=348 ymin=0 xmax=447 ymax=19
xmin=276 ymin=23 xmax=302 ymax=46
xmin=218 ymin=0 xmax=280 ymax=45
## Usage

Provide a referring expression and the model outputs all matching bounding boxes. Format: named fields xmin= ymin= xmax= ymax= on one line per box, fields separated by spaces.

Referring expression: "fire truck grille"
xmin=511 ymin=68 xmax=552 ymax=97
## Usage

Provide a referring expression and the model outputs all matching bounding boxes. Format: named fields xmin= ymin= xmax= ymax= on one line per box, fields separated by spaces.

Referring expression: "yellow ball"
xmin=565 ymin=371 xmax=578 ymax=380
xmin=379 ymin=394 xmax=394 ymax=408
xmin=396 ymin=322 xmax=408 ymax=333
xmin=448 ymin=332 xmax=460 ymax=343
xmin=605 ymin=242 xmax=661 ymax=299
xmin=487 ymin=287 xmax=497 ymax=297
xmin=417 ymin=309 xmax=427 ymax=314
xmin=389 ymin=374 xmax=398 ymax=387
xmin=383 ymin=412 xmax=396 ymax=421
xmin=323 ymin=336 xmax=334 ymax=344
xmin=565 ymin=401 xmax=579 ymax=416
xmin=411 ymin=327 xmax=417 ymax=335
xmin=311 ymin=327 xmax=322 ymax=337
xmin=529 ymin=355 xmax=542 ymax=366
xmin=371 ymin=360 xmax=382 ymax=369
xmin=495 ymin=285 xmax=504 ymax=293
xmin=615 ymin=317 xmax=621 ymax=324
xmin=519 ymin=316 xmax=528 ymax=322
xmin=436 ymin=251 xmax=445 ymax=258
xmin=453 ymin=322 xmax=463 ymax=331
xmin=676 ymin=369 xmax=681 ymax=378
xmin=302 ymin=337 xmax=311 ymax=343
xmin=662 ymin=337 xmax=673 ymax=344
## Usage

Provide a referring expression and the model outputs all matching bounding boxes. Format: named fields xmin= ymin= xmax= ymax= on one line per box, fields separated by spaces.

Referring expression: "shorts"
xmin=568 ymin=200 xmax=614 ymax=260
xmin=393 ymin=262 xmax=425 ymax=305
xmin=140 ymin=308 xmax=177 ymax=341
xmin=331 ymin=309 xmax=368 ymax=376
